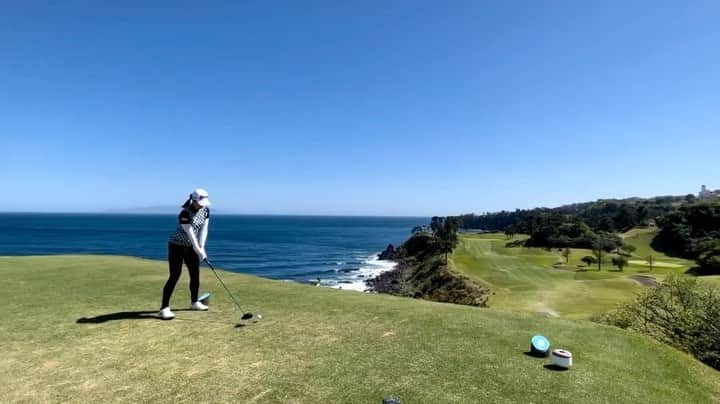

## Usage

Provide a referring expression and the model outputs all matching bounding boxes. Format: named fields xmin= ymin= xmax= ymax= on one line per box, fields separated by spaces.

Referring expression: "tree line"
xmin=457 ymin=195 xmax=689 ymax=234
xmin=653 ymin=202 xmax=720 ymax=273
xmin=454 ymin=195 xmax=720 ymax=273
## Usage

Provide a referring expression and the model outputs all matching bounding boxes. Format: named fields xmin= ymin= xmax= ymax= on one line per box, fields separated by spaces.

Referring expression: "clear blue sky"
xmin=3 ymin=1 xmax=719 ymax=216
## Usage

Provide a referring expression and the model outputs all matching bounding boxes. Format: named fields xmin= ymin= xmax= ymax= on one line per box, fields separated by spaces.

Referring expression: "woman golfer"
xmin=159 ymin=188 xmax=212 ymax=320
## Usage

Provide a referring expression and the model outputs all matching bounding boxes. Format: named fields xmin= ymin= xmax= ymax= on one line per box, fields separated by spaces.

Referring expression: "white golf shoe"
xmin=159 ymin=307 xmax=175 ymax=320
xmin=190 ymin=301 xmax=209 ymax=311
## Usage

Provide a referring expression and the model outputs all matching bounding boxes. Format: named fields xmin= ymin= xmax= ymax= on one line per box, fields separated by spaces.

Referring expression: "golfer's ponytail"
xmin=181 ymin=196 xmax=192 ymax=208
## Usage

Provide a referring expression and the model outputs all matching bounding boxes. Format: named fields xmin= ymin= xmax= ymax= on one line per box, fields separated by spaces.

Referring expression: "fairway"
xmin=621 ymin=227 xmax=694 ymax=267
xmin=450 ymin=231 xmax=695 ymax=319
xmin=3 ymin=255 xmax=719 ymax=403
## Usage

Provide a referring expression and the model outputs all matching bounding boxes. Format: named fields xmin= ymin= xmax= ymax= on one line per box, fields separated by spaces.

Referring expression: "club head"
xmin=241 ymin=313 xmax=253 ymax=320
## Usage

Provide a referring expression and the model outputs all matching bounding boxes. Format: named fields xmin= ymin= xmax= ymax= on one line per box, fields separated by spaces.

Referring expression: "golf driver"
xmin=203 ymin=259 xmax=253 ymax=320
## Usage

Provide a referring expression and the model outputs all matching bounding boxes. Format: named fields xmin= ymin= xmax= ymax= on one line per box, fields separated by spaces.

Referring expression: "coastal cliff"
xmin=367 ymin=234 xmax=490 ymax=307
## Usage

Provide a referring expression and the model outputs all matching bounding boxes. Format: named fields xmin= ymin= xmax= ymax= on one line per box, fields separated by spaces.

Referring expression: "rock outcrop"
xmin=367 ymin=234 xmax=490 ymax=307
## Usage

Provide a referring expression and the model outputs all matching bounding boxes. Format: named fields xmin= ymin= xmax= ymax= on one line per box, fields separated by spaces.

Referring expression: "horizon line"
xmin=0 ymin=192 xmax=698 ymax=218
xmin=0 ymin=210 xmax=431 ymax=219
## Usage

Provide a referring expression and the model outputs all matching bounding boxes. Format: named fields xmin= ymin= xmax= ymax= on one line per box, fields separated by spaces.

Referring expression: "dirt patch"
xmin=382 ymin=331 xmax=396 ymax=337
xmin=41 ymin=361 xmax=60 ymax=370
xmin=537 ymin=308 xmax=559 ymax=317
xmin=629 ymin=275 xmax=659 ymax=287
xmin=531 ymin=302 xmax=559 ymax=317
xmin=79 ymin=380 xmax=98 ymax=391
xmin=317 ymin=334 xmax=338 ymax=344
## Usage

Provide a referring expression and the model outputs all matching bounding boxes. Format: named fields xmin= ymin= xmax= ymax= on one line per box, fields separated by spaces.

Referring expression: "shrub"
xmin=611 ymin=255 xmax=628 ymax=271
xmin=601 ymin=275 xmax=720 ymax=370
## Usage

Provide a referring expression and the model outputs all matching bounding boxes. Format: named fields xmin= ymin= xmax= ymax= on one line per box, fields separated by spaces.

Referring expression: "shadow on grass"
xmin=575 ymin=268 xmax=589 ymax=272
xmin=686 ymin=266 xmax=719 ymax=276
xmin=76 ymin=309 xmax=190 ymax=324
xmin=173 ymin=317 xmax=246 ymax=327
xmin=76 ymin=311 xmax=249 ymax=328
xmin=628 ymin=275 xmax=659 ymax=287
xmin=523 ymin=351 xmax=548 ymax=358
xmin=505 ymin=240 xmax=526 ymax=248
xmin=523 ymin=352 xmax=570 ymax=371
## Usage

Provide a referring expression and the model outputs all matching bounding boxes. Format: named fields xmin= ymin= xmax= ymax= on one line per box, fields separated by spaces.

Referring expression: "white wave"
xmin=328 ymin=254 xmax=397 ymax=292
xmin=330 ymin=280 xmax=368 ymax=292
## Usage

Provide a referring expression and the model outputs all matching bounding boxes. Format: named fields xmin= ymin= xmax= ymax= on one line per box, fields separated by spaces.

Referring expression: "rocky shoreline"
xmin=366 ymin=235 xmax=490 ymax=307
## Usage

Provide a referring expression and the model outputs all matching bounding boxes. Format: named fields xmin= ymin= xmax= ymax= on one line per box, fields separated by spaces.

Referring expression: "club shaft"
xmin=205 ymin=260 xmax=247 ymax=314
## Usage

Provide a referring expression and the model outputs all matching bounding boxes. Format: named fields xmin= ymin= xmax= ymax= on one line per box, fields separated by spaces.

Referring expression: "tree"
xmin=430 ymin=216 xmax=444 ymax=235
xmin=431 ymin=216 xmax=460 ymax=264
xmin=581 ymin=255 xmax=597 ymax=268
xmin=611 ymin=255 xmax=628 ymax=271
xmin=697 ymin=243 xmax=720 ymax=275
xmin=592 ymin=237 xmax=606 ymax=271
xmin=561 ymin=248 xmax=571 ymax=263
xmin=592 ymin=247 xmax=603 ymax=271
xmin=411 ymin=226 xmax=424 ymax=235
xmin=592 ymin=232 xmax=622 ymax=271
xmin=614 ymin=205 xmax=637 ymax=232
xmin=441 ymin=217 xmax=460 ymax=263
xmin=636 ymin=205 xmax=649 ymax=225
xmin=620 ymin=244 xmax=637 ymax=257
xmin=646 ymin=255 xmax=655 ymax=272
xmin=654 ymin=202 xmax=720 ymax=260
xmin=504 ymin=225 xmax=516 ymax=240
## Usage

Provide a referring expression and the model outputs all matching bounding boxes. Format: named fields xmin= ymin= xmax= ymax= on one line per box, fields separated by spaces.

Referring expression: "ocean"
xmin=1 ymin=213 xmax=425 ymax=291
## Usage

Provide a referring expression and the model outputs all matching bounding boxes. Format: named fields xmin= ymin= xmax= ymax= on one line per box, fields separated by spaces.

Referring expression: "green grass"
xmin=3 ymin=255 xmax=719 ymax=402
xmin=450 ymin=230 xmax=695 ymax=319
xmin=698 ymin=276 xmax=720 ymax=288
xmin=621 ymin=227 xmax=694 ymax=269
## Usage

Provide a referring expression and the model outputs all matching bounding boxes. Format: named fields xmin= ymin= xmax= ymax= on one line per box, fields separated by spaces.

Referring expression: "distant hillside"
xmin=458 ymin=195 xmax=692 ymax=233
xmin=456 ymin=194 xmax=720 ymax=275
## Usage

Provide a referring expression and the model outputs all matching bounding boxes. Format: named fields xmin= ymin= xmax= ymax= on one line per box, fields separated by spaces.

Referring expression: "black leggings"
xmin=161 ymin=242 xmax=200 ymax=309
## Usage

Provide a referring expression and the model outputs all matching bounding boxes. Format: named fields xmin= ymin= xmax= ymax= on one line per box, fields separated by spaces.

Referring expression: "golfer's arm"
xmin=181 ymin=224 xmax=203 ymax=254
xmin=199 ymin=219 xmax=209 ymax=249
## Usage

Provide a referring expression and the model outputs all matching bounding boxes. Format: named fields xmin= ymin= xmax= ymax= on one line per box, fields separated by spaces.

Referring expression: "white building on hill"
xmin=699 ymin=185 xmax=720 ymax=200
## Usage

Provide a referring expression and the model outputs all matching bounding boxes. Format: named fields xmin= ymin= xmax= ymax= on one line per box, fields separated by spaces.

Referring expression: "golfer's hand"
xmin=198 ymin=248 xmax=208 ymax=261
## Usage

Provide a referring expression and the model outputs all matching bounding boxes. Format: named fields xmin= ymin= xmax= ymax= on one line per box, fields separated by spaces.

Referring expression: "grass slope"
xmin=621 ymin=227 xmax=694 ymax=269
xmin=450 ymin=230 xmax=695 ymax=319
xmin=2 ymin=255 xmax=719 ymax=403
xmin=620 ymin=227 xmax=720 ymax=288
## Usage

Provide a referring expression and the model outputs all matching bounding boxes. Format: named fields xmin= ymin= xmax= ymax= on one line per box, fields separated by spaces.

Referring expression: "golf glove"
xmin=197 ymin=248 xmax=207 ymax=261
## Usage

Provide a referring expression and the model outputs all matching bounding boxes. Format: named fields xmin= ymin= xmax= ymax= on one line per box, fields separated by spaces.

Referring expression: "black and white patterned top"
xmin=168 ymin=206 xmax=210 ymax=247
